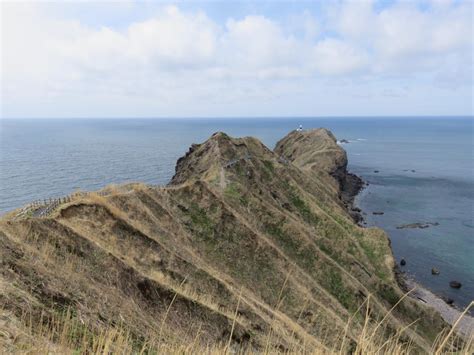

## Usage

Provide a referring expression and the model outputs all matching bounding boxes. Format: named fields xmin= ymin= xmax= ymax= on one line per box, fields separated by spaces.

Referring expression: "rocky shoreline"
xmin=339 ymin=170 xmax=366 ymax=224
xmin=347 ymin=171 xmax=473 ymax=338
xmin=404 ymin=278 xmax=474 ymax=338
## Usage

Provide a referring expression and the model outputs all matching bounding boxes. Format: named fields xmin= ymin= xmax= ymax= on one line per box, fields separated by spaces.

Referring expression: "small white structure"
xmin=297 ymin=124 xmax=303 ymax=132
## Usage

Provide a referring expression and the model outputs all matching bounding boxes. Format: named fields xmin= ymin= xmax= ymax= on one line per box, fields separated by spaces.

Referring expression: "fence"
xmin=13 ymin=191 xmax=109 ymax=220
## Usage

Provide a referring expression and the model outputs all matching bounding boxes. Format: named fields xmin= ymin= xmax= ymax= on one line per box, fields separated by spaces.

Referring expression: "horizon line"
xmin=2 ymin=115 xmax=473 ymax=120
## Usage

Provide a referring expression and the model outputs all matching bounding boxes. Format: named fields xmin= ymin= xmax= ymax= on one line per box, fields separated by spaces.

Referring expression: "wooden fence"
xmin=13 ymin=191 xmax=108 ymax=220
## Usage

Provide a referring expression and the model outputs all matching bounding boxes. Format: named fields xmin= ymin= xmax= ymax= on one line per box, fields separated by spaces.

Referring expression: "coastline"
xmin=4 ymin=127 xmax=471 ymax=341
xmin=340 ymin=170 xmax=366 ymax=224
xmin=2 ymin=127 xmax=471 ymax=353
xmin=404 ymin=278 xmax=474 ymax=338
xmin=346 ymin=171 xmax=474 ymax=338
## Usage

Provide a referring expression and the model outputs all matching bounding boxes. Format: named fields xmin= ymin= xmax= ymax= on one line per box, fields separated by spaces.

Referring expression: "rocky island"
xmin=0 ymin=129 xmax=470 ymax=353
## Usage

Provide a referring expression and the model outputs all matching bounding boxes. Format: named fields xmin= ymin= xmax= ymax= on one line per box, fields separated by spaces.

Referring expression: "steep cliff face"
xmin=0 ymin=130 xmax=449 ymax=353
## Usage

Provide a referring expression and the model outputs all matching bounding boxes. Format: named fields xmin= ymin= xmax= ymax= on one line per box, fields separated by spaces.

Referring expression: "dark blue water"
xmin=1 ymin=117 xmax=472 ymax=309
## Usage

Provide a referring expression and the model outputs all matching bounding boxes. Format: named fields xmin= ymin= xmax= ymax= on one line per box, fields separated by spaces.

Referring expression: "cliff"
xmin=0 ymin=130 xmax=457 ymax=353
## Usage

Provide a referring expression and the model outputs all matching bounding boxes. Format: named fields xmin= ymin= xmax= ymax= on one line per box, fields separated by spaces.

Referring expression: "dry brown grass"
xmin=2 ymin=189 xmax=470 ymax=354
xmin=1 ymin=293 xmax=472 ymax=354
xmin=3 ymin=189 xmax=469 ymax=354
xmin=2 ymin=132 xmax=472 ymax=354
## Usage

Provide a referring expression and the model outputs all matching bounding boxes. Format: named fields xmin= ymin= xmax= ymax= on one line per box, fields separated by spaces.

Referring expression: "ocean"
xmin=1 ymin=117 xmax=472 ymax=309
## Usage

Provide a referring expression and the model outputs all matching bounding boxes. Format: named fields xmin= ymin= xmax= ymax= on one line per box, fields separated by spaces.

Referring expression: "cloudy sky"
xmin=1 ymin=0 xmax=472 ymax=118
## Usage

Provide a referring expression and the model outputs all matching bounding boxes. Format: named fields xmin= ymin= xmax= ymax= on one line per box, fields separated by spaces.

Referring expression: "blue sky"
xmin=1 ymin=0 xmax=472 ymax=118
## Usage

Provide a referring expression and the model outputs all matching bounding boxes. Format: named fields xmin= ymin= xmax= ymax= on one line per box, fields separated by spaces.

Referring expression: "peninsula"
xmin=0 ymin=129 xmax=469 ymax=353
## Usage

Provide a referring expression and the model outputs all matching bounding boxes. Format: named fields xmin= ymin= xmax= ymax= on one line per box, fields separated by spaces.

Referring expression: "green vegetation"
xmin=188 ymin=203 xmax=215 ymax=240
xmin=233 ymin=161 xmax=246 ymax=177
xmin=331 ymin=213 xmax=356 ymax=231
xmin=224 ymin=183 xmax=248 ymax=206
xmin=378 ymin=285 xmax=399 ymax=307
xmin=359 ymin=237 xmax=389 ymax=281
xmin=265 ymin=221 xmax=318 ymax=270
xmin=325 ymin=269 xmax=354 ymax=311
xmin=262 ymin=160 xmax=275 ymax=173
xmin=288 ymin=188 xmax=319 ymax=226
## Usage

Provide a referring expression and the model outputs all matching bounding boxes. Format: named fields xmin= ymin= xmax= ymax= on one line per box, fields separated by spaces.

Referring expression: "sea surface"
xmin=1 ymin=117 xmax=473 ymax=309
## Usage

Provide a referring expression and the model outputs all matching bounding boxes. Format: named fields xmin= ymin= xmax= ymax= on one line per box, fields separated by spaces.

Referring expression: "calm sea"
xmin=1 ymin=117 xmax=473 ymax=309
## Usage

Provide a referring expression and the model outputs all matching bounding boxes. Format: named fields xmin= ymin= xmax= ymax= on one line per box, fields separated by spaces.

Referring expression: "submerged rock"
xmin=373 ymin=211 xmax=384 ymax=215
xmin=396 ymin=222 xmax=439 ymax=229
xmin=400 ymin=258 xmax=406 ymax=266
xmin=449 ymin=281 xmax=462 ymax=289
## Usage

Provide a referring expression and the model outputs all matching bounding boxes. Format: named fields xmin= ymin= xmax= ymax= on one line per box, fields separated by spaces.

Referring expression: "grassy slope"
xmin=0 ymin=131 xmax=469 ymax=353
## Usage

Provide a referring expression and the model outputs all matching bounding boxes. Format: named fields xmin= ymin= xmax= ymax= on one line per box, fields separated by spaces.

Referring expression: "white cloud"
xmin=286 ymin=10 xmax=320 ymax=41
xmin=312 ymin=38 xmax=369 ymax=75
xmin=336 ymin=0 xmax=376 ymax=39
xmin=58 ymin=6 xmax=218 ymax=72
xmin=127 ymin=6 xmax=217 ymax=68
xmin=223 ymin=16 xmax=297 ymax=69
xmin=333 ymin=0 xmax=472 ymax=72
xmin=1 ymin=1 xmax=472 ymax=117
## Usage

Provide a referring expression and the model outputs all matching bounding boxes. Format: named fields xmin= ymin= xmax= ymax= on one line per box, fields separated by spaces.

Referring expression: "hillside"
xmin=0 ymin=129 xmax=467 ymax=353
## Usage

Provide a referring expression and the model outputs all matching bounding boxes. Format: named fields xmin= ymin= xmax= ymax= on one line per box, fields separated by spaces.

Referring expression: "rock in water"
xmin=373 ymin=211 xmax=384 ymax=215
xmin=449 ymin=281 xmax=462 ymax=289
xmin=396 ymin=222 xmax=439 ymax=229
xmin=400 ymin=258 xmax=406 ymax=266
xmin=431 ymin=268 xmax=440 ymax=275
xmin=443 ymin=297 xmax=454 ymax=305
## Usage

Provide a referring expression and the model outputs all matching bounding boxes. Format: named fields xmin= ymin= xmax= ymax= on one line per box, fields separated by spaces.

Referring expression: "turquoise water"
xmin=1 ymin=117 xmax=472 ymax=308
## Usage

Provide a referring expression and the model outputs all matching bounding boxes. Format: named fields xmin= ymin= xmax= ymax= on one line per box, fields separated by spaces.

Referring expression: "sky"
xmin=1 ymin=0 xmax=473 ymax=118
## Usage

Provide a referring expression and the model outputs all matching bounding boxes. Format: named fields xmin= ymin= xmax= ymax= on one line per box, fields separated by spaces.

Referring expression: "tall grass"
xmin=2 ymin=298 xmax=472 ymax=354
